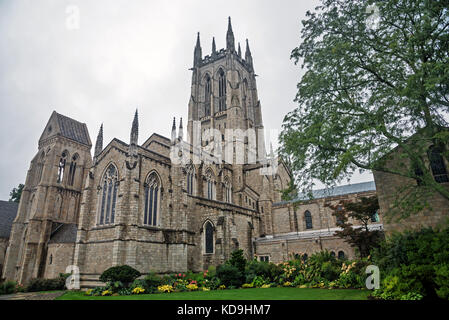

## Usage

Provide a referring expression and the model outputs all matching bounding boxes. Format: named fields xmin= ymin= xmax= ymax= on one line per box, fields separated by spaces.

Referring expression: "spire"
xmin=245 ymin=38 xmax=253 ymax=71
xmin=212 ymin=37 xmax=216 ymax=55
xmin=171 ymin=117 xmax=177 ymax=142
xmin=178 ymin=117 xmax=183 ymax=140
xmin=130 ymin=109 xmax=139 ymax=145
xmin=226 ymin=16 xmax=235 ymax=52
xmin=193 ymin=32 xmax=202 ymax=67
xmin=238 ymin=42 xmax=242 ymax=58
xmin=94 ymin=123 xmax=103 ymax=158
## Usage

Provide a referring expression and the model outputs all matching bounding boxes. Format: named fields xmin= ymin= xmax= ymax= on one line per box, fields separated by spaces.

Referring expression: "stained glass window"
xmin=98 ymin=164 xmax=118 ymax=225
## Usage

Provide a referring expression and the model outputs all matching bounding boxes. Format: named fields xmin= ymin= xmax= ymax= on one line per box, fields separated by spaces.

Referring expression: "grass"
xmin=56 ymin=287 xmax=370 ymax=300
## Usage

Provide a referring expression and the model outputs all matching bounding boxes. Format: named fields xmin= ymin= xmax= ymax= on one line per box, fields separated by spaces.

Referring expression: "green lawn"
xmin=56 ymin=287 xmax=370 ymax=300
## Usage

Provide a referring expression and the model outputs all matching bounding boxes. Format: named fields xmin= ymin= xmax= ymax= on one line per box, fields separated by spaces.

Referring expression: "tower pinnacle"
xmin=212 ymin=37 xmax=216 ymax=55
xmin=245 ymin=39 xmax=253 ymax=71
xmin=94 ymin=123 xmax=103 ymax=158
xmin=226 ymin=17 xmax=235 ymax=52
xmin=178 ymin=117 xmax=183 ymax=140
xmin=130 ymin=109 xmax=139 ymax=145
xmin=194 ymin=32 xmax=202 ymax=67
xmin=171 ymin=117 xmax=177 ymax=143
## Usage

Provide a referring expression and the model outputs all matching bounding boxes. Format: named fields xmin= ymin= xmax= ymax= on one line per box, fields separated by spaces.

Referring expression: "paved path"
xmin=0 ymin=291 xmax=65 ymax=300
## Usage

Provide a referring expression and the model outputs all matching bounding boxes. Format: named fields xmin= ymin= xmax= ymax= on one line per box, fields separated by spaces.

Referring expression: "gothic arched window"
xmin=144 ymin=172 xmax=161 ymax=226
xmin=218 ymin=68 xmax=226 ymax=111
xmin=205 ymin=169 xmax=216 ymax=200
xmin=204 ymin=74 xmax=211 ymax=117
xmin=305 ymin=210 xmax=313 ymax=229
xmin=98 ymin=164 xmax=118 ymax=225
xmin=338 ymin=251 xmax=345 ymax=260
xmin=204 ymin=221 xmax=214 ymax=254
xmin=68 ymin=153 xmax=78 ymax=186
xmin=186 ymin=163 xmax=196 ymax=195
xmin=223 ymin=177 xmax=231 ymax=203
xmin=57 ymin=151 xmax=68 ymax=183
xmin=428 ymin=145 xmax=449 ymax=183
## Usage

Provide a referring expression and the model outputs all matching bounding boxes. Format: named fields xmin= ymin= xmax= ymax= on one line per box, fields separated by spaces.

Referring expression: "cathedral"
xmin=1 ymin=18 xmax=293 ymax=287
xmin=0 ymin=18 xmax=392 ymax=288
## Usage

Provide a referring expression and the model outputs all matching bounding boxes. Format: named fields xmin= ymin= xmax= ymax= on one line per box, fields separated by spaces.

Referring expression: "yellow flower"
xmin=202 ymin=287 xmax=210 ymax=291
xmin=261 ymin=284 xmax=270 ymax=289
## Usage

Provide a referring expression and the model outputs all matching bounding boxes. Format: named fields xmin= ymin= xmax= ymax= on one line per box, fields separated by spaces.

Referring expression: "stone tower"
xmin=2 ymin=111 xmax=92 ymax=283
xmin=187 ymin=17 xmax=266 ymax=165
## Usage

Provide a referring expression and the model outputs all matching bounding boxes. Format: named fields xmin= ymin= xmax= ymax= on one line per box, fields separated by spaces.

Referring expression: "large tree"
xmin=9 ymin=183 xmax=24 ymax=203
xmin=281 ymin=0 xmax=449 ymax=220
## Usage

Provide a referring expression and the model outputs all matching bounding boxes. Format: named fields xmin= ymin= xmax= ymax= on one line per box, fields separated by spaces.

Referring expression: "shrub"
xmin=216 ymin=264 xmax=244 ymax=288
xmin=0 ymin=281 xmax=17 ymax=295
xmin=228 ymin=249 xmax=247 ymax=274
xmin=99 ymin=265 xmax=141 ymax=285
xmin=26 ymin=276 xmax=66 ymax=292
xmin=143 ymin=271 xmax=162 ymax=292
xmin=372 ymin=227 xmax=449 ymax=299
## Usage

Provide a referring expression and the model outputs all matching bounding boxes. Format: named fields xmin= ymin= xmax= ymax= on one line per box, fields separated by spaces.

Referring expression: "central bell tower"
xmin=187 ymin=17 xmax=266 ymax=163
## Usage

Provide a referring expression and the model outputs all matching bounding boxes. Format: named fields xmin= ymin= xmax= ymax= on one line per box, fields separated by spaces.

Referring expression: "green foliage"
xmin=434 ymin=264 xmax=449 ymax=299
xmin=143 ymin=271 xmax=162 ymax=292
xmin=228 ymin=249 xmax=247 ymax=274
xmin=372 ymin=227 xmax=449 ymax=299
xmin=0 ymin=280 xmax=17 ymax=295
xmin=216 ymin=264 xmax=244 ymax=288
xmin=9 ymin=183 xmax=24 ymax=203
xmin=26 ymin=276 xmax=66 ymax=292
xmin=245 ymin=259 xmax=282 ymax=284
xmin=99 ymin=265 xmax=141 ymax=285
xmin=281 ymin=0 xmax=449 ymax=219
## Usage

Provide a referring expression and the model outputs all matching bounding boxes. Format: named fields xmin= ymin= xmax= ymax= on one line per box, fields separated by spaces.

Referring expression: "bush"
xmin=216 ymin=264 xmax=244 ymax=288
xmin=143 ymin=271 xmax=162 ymax=292
xmin=99 ymin=265 xmax=141 ymax=285
xmin=228 ymin=249 xmax=247 ymax=274
xmin=0 ymin=281 xmax=17 ymax=295
xmin=372 ymin=227 xmax=449 ymax=299
xmin=26 ymin=276 xmax=66 ymax=292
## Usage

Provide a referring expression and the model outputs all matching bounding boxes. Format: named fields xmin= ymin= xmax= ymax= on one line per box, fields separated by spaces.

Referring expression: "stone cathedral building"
xmin=1 ymin=18 xmax=385 ymax=286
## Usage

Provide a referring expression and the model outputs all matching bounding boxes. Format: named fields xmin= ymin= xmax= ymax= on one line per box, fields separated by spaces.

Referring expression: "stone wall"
xmin=0 ymin=238 xmax=8 ymax=278
xmin=44 ymin=243 xmax=75 ymax=279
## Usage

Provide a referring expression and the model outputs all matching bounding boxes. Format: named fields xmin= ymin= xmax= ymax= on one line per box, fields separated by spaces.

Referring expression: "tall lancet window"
xmin=186 ymin=163 xmax=196 ymax=195
xmin=98 ymin=164 xmax=118 ymax=225
xmin=204 ymin=220 xmax=214 ymax=254
xmin=305 ymin=210 xmax=313 ymax=229
xmin=224 ymin=177 xmax=231 ymax=203
xmin=68 ymin=153 xmax=78 ymax=186
xmin=204 ymin=74 xmax=211 ymax=117
xmin=428 ymin=145 xmax=449 ymax=183
xmin=57 ymin=151 xmax=68 ymax=183
xmin=218 ymin=68 xmax=226 ymax=111
xmin=144 ymin=172 xmax=161 ymax=226
xmin=205 ymin=169 xmax=216 ymax=200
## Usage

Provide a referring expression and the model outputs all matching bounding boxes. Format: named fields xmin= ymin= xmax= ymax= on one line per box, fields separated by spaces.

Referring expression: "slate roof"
xmin=0 ymin=200 xmax=19 ymax=238
xmin=275 ymin=181 xmax=376 ymax=205
xmin=55 ymin=112 xmax=91 ymax=146
xmin=49 ymin=223 xmax=78 ymax=243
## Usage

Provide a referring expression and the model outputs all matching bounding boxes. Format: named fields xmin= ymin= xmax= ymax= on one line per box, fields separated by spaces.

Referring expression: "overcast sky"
xmin=0 ymin=0 xmax=373 ymax=200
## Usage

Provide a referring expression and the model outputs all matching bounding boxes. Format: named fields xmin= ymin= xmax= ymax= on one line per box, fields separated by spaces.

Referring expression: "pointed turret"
xmin=238 ymin=43 xmax=242 ymax=58
xmin=226 ymin=17 xmax=235 ymax=52
xmin=193 ymin=32 xmax=202 ymax=67
xmin=245 ymin=39 xmax=253 ymax=71
xmin=212 ymin=37 xmax=217 ymax=56
xmin=178 ymin=117 xmax=183 ymax=140
xmin=94 ymin=123 xmax=103 ymax=159
xmin=130 ymin=109 xmax=139 ymax=145
xmin=171 ymin=117 xmax=177 ymax=143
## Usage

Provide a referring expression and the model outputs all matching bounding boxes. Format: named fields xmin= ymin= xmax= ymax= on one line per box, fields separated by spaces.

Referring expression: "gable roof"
xmin=0 ymin=200 xmax=19 ymax=238
xmin=275 ymin=181 xmax=376 ymax=205
xmin=49 ymin=223 xmax=77 ymax=243
xmin=39 ymin=111 xmax=91 ymax=147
